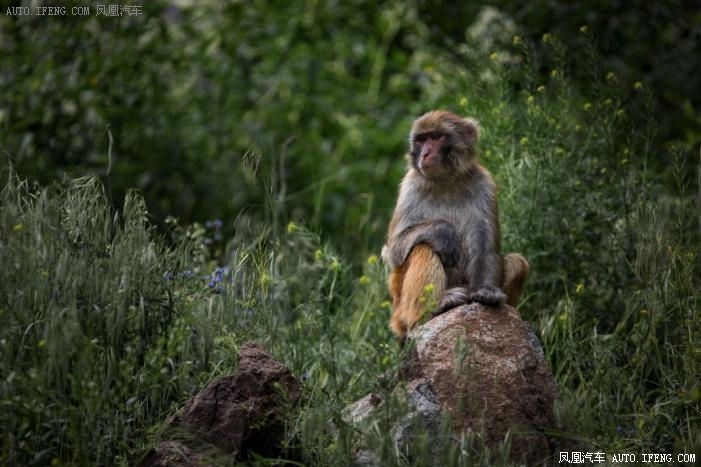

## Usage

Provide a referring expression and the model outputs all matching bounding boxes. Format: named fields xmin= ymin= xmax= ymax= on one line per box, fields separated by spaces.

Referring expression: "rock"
xmin=137 ymin=441 xmax=201 ymax=467
xmin=345 ymin=304 xmax=561 ymax=466
xmin=140 ymin=341 xmax=301 ymax=466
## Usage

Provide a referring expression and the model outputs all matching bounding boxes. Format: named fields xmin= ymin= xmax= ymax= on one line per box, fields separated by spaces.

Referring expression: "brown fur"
xmin=385 ymin=110 xmax=529 ymax=339
xmin=388 ymin=244 xmax=446 ymax=338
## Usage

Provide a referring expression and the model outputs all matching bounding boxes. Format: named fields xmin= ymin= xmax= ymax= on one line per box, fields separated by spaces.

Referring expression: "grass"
xmin=1 ymin=162 xmax=698 ymax=465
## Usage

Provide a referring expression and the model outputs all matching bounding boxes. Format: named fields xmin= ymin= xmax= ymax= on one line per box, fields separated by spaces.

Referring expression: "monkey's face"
xmin=410 ymin=130 xmax=448 ymax=177
xmin=409 ymin=111 xmax=480 ymax=179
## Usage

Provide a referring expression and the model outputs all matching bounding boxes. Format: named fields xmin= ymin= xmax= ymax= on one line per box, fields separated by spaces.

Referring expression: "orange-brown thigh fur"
xmin=389 ymin=244 xmax=447 ymax=338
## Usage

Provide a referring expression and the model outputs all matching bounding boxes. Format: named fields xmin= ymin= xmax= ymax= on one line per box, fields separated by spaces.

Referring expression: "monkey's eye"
xmin=414 ymin=131 xmax=444 ymax=143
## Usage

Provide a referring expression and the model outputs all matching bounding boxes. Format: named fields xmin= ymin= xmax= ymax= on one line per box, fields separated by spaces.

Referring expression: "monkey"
xmin=383 ymin=110 xmax=529 ymax=339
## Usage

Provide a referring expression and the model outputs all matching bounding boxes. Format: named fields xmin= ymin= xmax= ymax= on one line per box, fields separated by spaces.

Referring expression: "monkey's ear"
xmin=463 ymin=117 xmax=481 ymax=140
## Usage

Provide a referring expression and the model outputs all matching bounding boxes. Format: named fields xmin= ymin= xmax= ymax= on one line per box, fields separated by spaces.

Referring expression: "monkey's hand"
xmin=433 ymin=285 xmax=506 ymax=316
xmin=467 ymin=286 xmax=506 ymax=308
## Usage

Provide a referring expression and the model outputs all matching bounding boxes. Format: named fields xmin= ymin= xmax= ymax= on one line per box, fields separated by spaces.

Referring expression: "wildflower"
xmin=606 ymin=71 xmax=616 ymax=82
xmin=541 ymin=33 xmax=552 ymax=43
xmin=527 ymin=95 xmax=535 ymax=105
xmin=512 ymin=35 xmax=522 ymax=46
xmin=367 ymin=254 xmax=378 ymax=265
xmin=583 ymin=102 xmax=592 ymax=111
xmin=13 ymin=223 xmax=23 ymax=232
xmin=38 ymin=339 xmax=47 ymax=349
xmin=604 ymin=98 xmax=612 ymax=107
xmin=520 ymin=136 xmax=529 ymax=146
xmin=359 ymin=275 xmax=370 ymax=285
xmin=489 ymin=52 xmax=498 ymax=61
xmin=381 ymin=300 xmax=391 ymax=309
xmin=459 ymin=97 xmax=468 ymax=108
xmin=550 ymin=69 xmax=560 ymax=78
xmin=180 ymin=269 xmax=194 ymax=279
xmin=616 ymin=109 xmax=625 ymax=118
xmin=575 ymin=282 xmax=585 ymax=294
xmin=633 ymin=81 xmax=644 ymax=90
xmin=579 ymin=25 xmax=588 ymax=33
xmin=537 ymin=85 xmax=546 ymax=93
xmin=315 ymin=249 xmax=324 ymax=261
xmin=330 ymin=259 xmax=341 ymax=272
xmin=287 ymin=221 xmax=300 ymax=234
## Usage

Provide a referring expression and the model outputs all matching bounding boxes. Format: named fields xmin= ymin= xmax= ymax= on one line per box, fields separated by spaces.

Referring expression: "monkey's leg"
xmin=502 ymin=253 xmax=530 ymax=306
xmin=389 ymin=244 xmax=447 ymax=339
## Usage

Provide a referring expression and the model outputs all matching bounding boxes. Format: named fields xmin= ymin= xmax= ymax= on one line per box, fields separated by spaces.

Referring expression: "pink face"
xmin=411 ymin=131 xmax=447 ymax=176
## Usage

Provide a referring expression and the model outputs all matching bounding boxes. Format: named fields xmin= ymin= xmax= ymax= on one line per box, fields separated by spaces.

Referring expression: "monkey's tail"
xmin=503 ymin=253 xmax=530 ymax=307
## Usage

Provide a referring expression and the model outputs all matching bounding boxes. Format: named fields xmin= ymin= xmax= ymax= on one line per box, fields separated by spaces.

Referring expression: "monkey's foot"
xmin=434 ymin=287 xmax=470 ymax=316
xmin=467 ymin=286 xmax=506 ymax=308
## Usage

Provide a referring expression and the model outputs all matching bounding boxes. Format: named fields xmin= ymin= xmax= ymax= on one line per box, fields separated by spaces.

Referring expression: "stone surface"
xmin=139 ymin=341 xmax=301 ymax=466
xmin=408 ymin=303 xmax=560 ymax=465
xmin=345 ymin=303 xmax=562 ymax=466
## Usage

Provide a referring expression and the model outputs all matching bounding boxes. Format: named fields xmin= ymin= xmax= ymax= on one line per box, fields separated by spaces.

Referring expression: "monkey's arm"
xmin=387 ymin=220 xmax=460 ymax=269
xmin=464 ymin=216 xmax=506 ymax=306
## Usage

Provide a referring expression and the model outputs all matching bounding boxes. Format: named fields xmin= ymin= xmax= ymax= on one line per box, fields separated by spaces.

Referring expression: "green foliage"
xmin=0 ymin=173 xmax=214 ymax=465
xmin=1 ymin=2 xmax=699 ymax=465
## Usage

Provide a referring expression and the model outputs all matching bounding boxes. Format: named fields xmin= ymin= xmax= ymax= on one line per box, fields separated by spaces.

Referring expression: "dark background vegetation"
xmin=1 ymin=1 xmax=699 ymax=465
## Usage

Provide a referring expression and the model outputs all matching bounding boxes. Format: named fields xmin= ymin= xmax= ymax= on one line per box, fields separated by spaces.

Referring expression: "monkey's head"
xmin=408 ymin=110 xmax=480 ymax=179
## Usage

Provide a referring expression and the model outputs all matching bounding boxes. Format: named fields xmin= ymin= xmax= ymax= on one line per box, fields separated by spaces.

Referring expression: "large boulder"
xmin=139 ymin=341 xmax=301 ymax=466
xmin=346 ymin=304 xmax=562 ymax=466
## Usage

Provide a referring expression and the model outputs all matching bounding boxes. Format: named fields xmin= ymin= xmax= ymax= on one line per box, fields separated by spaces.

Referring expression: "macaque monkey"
xmin=384 ymin=110 xmax=529 ymax=339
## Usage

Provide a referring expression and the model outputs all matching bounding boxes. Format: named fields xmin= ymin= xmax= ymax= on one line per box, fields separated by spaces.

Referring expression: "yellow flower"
xmin=520 ymin=136 xmax=529 ymax=146
xmin=606 ymin=71 xmax=616 ymax=82
xmin=359 ymin=275 xmax=370 ymax=285
xmin=542 ymin=33 xmax=552 ymax=43
xmin=381 ymin=300 xmax=392 ymax=309
xmin=13 ymin=223 xmax=23 ymax=232
xmin=537 ymin=85 xmax=546 ymax=93
xmin=459 ymin=97 xmax=468 ymax=108
xmin=489 ymin=52 xmax=499 ymax=61
xmin=315 ymin=249 xmax=324 ymax=261
xmin=634 ymin=81 xmax=644 ymax=90
xmin=366 ymin=254 xmax=378 ymax=265
xmin=286 ymin=221 xmax=300 ymax=234
xmin=583 ymin=102 xmax=592 ymax=111
xmin=575 ymin=282 xmax=585 ymax=294
xmin=550 ymin=69 xmax=560 ymax=78
xmin=512 ymin=35 xmax=522 ymax=46
xmin=527 ymin=95 xmax=535 ymax=105
xmin=579 ymin=25 xmax=588 ymax=33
